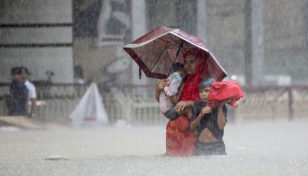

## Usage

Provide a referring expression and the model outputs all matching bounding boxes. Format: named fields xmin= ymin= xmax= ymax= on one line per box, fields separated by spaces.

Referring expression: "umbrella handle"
xmin=139 ymin=66 xmax=142 ymax=79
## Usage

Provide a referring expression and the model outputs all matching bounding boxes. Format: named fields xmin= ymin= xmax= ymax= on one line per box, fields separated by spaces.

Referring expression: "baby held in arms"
xmin=159 ymin=63 xmax=189 ymax=120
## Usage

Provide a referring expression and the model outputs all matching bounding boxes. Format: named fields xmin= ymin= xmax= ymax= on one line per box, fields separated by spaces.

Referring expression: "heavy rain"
xmin=0 ymin=0 xmax=308 ymax=175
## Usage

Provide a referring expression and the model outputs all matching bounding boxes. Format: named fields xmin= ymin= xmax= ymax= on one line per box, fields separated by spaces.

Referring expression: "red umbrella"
xmin=123 ymin=26 xmax=227 ymax=81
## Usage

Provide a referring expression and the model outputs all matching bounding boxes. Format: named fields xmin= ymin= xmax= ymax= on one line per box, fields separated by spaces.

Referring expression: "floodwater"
xmin=0 ymin=120 xmax=308 ymax=176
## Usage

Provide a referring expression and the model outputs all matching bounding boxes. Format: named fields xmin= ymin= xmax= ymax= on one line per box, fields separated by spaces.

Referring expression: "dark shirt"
xmin=9 ymin=82 xmax=28 ymax=116
xmin=191 ymin=100 xmax=228 ymax=141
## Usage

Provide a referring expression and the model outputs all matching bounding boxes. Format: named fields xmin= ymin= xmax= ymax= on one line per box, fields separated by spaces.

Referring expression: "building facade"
xmin=1 ymin=0 xmax=307 ymax=85
xmin=0 ymin=0 xmax=74 ymax=83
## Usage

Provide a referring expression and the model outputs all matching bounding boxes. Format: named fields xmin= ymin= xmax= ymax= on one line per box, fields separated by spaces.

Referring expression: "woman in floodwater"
xmin=155 ymin=48 xmax=209 ymax=156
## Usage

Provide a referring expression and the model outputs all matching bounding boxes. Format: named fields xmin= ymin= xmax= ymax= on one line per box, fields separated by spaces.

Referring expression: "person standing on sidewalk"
xmin=20 ymin=67 xmax=37 ymax=118
xmin=6 ymin=67 xmax=28 ymax=116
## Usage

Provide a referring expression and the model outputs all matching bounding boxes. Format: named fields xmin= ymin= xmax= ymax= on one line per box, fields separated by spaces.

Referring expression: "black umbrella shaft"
xmin=168 ymin=40 xmax=184 ymax=76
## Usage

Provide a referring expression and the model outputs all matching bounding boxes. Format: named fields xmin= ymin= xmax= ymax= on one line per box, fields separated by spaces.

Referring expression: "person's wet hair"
xmin=171 ymin=63 xmax=184 ymax=72
xmin=199 ymin=78 xmax=217 ymax=90
xmin=11 ymin=67 xmax=22 ymax=75
xmin=20 ymin=67 xmax=30 ymax=75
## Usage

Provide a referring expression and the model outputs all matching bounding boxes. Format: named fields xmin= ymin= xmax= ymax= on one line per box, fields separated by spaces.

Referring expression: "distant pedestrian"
xmin=6 ymin=67 xmax=28 ymax=116
xmin=21 ymin=67 xmax=37 ymax=117
xmin=74 ymin=66 xmax=85 ymax=96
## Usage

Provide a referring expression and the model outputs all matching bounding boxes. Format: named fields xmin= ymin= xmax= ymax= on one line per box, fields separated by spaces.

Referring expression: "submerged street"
xmin=1 ymin=120 xmax=307 ymax=176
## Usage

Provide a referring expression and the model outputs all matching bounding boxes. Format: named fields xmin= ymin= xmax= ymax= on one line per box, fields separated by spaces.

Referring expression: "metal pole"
xmin=288 ymin=87 xmax=294 ymax=121
xmin=244 ymin=0 xmax=252 ymax=85
xmin=168 ymin=40 xmax=184 ymax=76
xmin=251 ymin=0 xmax=264 ymax=85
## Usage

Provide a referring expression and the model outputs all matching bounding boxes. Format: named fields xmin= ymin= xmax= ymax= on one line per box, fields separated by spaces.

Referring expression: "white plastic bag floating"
xmin=69 ymin=83 xmax=108 ymax=124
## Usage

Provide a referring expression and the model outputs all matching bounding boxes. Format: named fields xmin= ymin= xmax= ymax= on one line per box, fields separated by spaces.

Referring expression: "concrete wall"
xmin=0 ymin=0 xmax=74 ymax=83
xmin=0 ymin=48 xmax=73 ymax=82
xmin=0 ymin=0 xmax=72 ymax=23
xmin=73 ymin=38 xmax=131 ymax=84
xmin=73 ymin=0 xmax=308 ymax=86
xmin=206 ymin=0 xmax=308 ymax=84
xmin=3 ymin=0 xmax=306 ymax=84
xmin=206 ymin=0 xmax=246 ymax=77
xmin=264 ymin=0 xmax=308 ymax=83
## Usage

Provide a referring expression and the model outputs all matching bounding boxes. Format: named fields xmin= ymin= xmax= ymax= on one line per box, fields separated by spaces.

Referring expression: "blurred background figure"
xmin=20 ymin=67 xmax=37 ymax=118
xmin=74 ymin=65 xmax=86 ymax=96
xmin=45 ymin=70 xmax=55 ymax=84
xmin=74 ymin=65 xmax=85 ymax=84
xmin=5 ymin=67 xmax=28 ymax=116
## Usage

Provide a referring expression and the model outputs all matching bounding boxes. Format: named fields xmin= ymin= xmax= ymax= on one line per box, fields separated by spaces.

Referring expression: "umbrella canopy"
xmin=123 ymin=26 xmax=227 ymax=81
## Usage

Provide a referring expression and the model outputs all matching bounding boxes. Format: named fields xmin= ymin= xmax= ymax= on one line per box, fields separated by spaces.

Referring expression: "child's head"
xmin=199 ymin=78 xmax=216 ymax=102
xmin=170 ymin=63 xmax=186 ymax=77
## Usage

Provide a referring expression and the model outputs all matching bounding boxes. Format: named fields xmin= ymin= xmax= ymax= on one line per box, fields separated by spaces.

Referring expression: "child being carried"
xmin=159 ymin=63 xmax=186 ymax=120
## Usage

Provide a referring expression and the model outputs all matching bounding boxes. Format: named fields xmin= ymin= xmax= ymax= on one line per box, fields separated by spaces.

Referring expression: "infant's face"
xmin=177 ymin=70 xmax=187 ymax=78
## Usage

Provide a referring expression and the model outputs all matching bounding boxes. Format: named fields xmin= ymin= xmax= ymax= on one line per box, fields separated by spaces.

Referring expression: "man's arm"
xmin=30 ymin=98 xmax=36 ymax=115
xmin=29 ymin=85 xmax=37 ymax=116
xmin=23 ymin=87 xmax=28 ymax=116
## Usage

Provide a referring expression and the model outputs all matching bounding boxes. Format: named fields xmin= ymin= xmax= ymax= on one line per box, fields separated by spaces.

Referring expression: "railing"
xmin=235 ymin=85 xmax=308 ymax=122
xmin=1 ymin=83 xmax=308 ymax=125
xmin=0 ymin=83 xmax=168 ymax=125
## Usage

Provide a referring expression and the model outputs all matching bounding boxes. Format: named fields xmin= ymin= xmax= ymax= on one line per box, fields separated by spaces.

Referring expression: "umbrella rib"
xmin=150 ymin=48 xmax=167 ymax=72
xmin=167 ymin=40 xmax=184 ymax=75
xmin=166 ymin=34 xmax=182 ymax=48
xmin=181 ymin=43 xmax=193 ymax=54
xmin=157 ymin=34 xmax=182 ymax=49
xmin=158 ymin=38 xmax=177 ymax=48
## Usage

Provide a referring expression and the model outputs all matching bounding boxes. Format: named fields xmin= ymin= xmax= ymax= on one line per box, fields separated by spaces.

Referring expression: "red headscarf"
xmin=180 ymin=48 xmax=208 ymax=101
